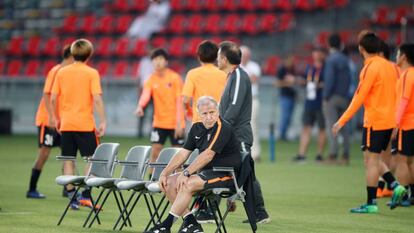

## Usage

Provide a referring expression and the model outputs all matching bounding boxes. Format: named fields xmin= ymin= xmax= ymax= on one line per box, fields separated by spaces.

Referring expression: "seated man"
xmin=146 ymin=96 xmax=242 ymax=233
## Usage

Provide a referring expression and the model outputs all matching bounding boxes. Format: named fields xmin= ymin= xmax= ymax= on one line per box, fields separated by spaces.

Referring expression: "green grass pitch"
xmin=0 ymin=135 xmax=413 ymax=233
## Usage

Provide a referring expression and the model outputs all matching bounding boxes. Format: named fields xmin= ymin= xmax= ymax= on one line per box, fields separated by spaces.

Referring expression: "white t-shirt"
xmin=241 ymin=60 xmax=261 ymax=97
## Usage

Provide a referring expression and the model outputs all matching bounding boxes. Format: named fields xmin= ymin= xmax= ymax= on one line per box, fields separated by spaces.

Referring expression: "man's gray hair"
xmin=196 ymin=96 xmax=219 ymax=112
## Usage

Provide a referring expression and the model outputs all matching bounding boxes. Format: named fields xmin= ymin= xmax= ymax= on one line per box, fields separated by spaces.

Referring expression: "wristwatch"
xmin=183 ymin=170 xmax=190 ymax=177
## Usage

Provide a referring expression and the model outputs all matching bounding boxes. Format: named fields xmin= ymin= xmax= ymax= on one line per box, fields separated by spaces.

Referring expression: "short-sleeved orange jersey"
xmin=142 ymin=68 xmax=184 ymax=129
xmin=182 ymin=64 xmax=226 ymax=123
xmin=51 ymin=62 xmax=102 ymax=131
xmin=35 ymin=64 xmax=61 ymax=126
xmin=396 ymin=68 xmax=414 ymax=130
xmin=338 ymin=56 xmax=398 ymax=130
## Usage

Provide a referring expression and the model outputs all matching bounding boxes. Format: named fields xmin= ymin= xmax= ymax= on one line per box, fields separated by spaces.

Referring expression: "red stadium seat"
xmin=131 ymin=39 xmax=148 ymax=56
xmin=205 ymin=0 xmax=219 ymax=11
xmin=169 ymin=37 xmax=186 ymax=57
xmin=185 ymin=37 xmax=203 ymax=57
xmin=131 ymin=62 xmax=140 ymax=78
xmin=339 ymin=30 xmax=352 ymax=45
xmin=95 ymin=60 xmax=111 ymax=77
xmin=392 ymin=6 xmax=410 ymax=25
xmin=131 ymin=0 xmax=148 ymax=11
xmin=113 ymin=0 xmax=129 ymax=12
xmin=316 ymin=31 xmax=330 ymax=46
xmin=240 ymin=0 xmax=255 ymax=11
xmin=24 ymin=60 xmax=40 ymax=77
xmin=223 ymin=14 xmax=241 ymax=34
xmin=79 ymin=15 xmax=96 ymax=34
xmin=59 ymin=15 xmax=77 ymax=33
xmin=25 ymin=37 xmax=41 ymax=56
xmin=62 ymin=37 xmax=76 ymax=49
xmin=314 ymin=0 xmax=329 ymax=9
xmin=258 ymin=0 xmax=273 ymax=10
xmin=113 ymin=61 xmax=129 ymax=79
xmin=372 ymin=6 xmax=389 ymax=25
xmin=115 ymin=15 xmax=133 ymax=34
xmin=186 ymin=0 xmax=202 ymax=11
xmin=263 ymin=56 xmax=280 ymax=75
xmin=186 ymin=14 xmax=203 ymax=34
xmin=97 ymin=15 xmax=113 ymax=34
xmin=114 ymin=38 xmax=130 ymax=57
xmin=42 ymin=60 xmax=56 ymax=76
xmin=166 ymin=15 xmax=185 ymax=34
xmin=222 ymin=0 xmax=238 ymax=11
xmin=170 ymin=0 xmax=185 ymax=11
xmin=295 ymin=0 xmax=312 ymax=11
xmin=242 ymin=14 xmax=258 ymax=35
xmin=7 ymin=60 xmax=23 ymax=77
xmin=6 ymin=36 xmax=23 ymax=55
xmin=278 ymin=13 xmax=294 ymax=31
xmin=0 ymin=60 xmax=4 ymax=75
xmin=152 ymin=37 xmax=167 ymax=49
xmin=377 ymin=30 xmax=391 ymax=42
xmin=334 ymin=0 xmax=348 ymax=8
xmin=275 ymin=0 xmax=292 ymax=11
xmin=205 ymin=14 xmax=221 ymax=34
xmin=95 ymin=37 xmax=113 ymax=57
xmin=42 ymin=37 xmax=59 ymax=56
xmin=260 ymin=14 xmax=277 ymax=33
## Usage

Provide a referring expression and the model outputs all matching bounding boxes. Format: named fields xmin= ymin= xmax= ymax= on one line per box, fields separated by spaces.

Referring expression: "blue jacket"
xmin=323 ymin=51 xmax=351 ymax=100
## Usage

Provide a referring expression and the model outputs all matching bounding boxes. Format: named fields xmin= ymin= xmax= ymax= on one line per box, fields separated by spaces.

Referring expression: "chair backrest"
xmin=185 ymin=149 xmax=199 ymax=165
xmin=151 ymin=147 xmax=180 ymax=181
xmin=89 ymin=143 xmax=120 ymax=178
xmin=120 ymin=145 xmax=151 ymax=180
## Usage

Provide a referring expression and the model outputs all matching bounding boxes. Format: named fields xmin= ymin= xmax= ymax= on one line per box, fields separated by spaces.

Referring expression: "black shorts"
xmin=198 ymin=170 xmax=235 ymax=190
xmin=361 ymin=127 xmax=392 ymax=154
xmin=391 ymin=129 xmax=414 ymax=156
xmin=37 ymin=125 xmax=61 ymax=148
xmin=150 ymin=127 xmax=184 ymax=146
xmin=61 ymin=131 xmax=99 ymax=157
xmin=302 ymin=109 xmax=325 ymax=129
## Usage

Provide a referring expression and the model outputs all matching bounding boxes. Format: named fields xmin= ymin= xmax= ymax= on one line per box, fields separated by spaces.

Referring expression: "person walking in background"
xmin=182 ymin=40 xmax=226 ymax=124
xmin=323 ymin=34 xmax=352 ymax=165
xmin=26 ymin=45 xmax=73 ymax=199
xmin=240 ymin=45 xmax=262 ymax=161
xmin=332 ymin=32 xmax=406 ymax=213
xmin=293 ymin=47 xmax=326 ymax=163
xmin=136 ymin=54 xmax=154 ymax=138
xmin=135 ymin=48 xmax=185 ymax=174
xmin=51 ymin=39 xmax=106 ymax=210
xmin=218 ymin=41 xmax=270 ymax=224
xmin=275 ymin=55 xmax=297 ymax=141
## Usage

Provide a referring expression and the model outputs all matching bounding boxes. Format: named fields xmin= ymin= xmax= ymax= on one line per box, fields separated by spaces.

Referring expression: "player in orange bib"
xmin=332 ymin=32 xmax=406 ymax=213
xmin=182 ymin=40 xmax=226 ymax=123
xmin=392 ymin=43 xmax=414 ymax=206
xmin=51 ymin=39 xmax=106 ymax=210
xmin=26 ymin=45 xmax=73 ymax=199
xmin=135 ymin=48 xmax=185 ymax=170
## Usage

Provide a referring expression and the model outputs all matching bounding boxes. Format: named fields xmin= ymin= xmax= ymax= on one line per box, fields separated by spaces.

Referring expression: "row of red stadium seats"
xmin=109 ymin=0 xmax=348 ymax=12
xmin=57 ymin=14 xmax=133 ymax=34
xmin=371 ymin=5 xmax=412 ymax=26
xmin=163 ymin=13 xmax=294 ymax=35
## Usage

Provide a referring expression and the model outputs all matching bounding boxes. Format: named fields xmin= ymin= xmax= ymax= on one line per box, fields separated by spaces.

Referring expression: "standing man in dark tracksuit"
xmin=217 ymin=41 xmax=271 ymax=224
xmin=323 ymin=34 xmax=352 ymax=165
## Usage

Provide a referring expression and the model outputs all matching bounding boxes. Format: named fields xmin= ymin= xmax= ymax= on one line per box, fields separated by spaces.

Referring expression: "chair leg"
xmin=143 ymin=194 xmax=166 ymax=231
xmin=57 ymin=186 xmax=80 ymax=226
xmin=113 ymin=191 xmax=136 ymax=230
xmin=119 ymin=192 xmax=145 ymax=231
xmin=113 ymin=190 xmax=132 ymax=228
xmin=87 ymin=189 xmax=111 ymax=228
xmin=117 ymin=190 xmax=133 ymax=228
xmin=207 ymin=197 xmax=227 ymax=233
xmin=89 ymin=191 xmax=101 ymax=225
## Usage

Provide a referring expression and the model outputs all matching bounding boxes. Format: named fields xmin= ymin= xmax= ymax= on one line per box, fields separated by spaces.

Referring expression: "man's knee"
xmin=185 ymin=177 xmax=204 ymax=193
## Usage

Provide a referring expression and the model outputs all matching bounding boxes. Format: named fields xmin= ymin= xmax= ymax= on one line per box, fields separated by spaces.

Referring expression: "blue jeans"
xmin=279 ymin=95 xmax=295 ymax=140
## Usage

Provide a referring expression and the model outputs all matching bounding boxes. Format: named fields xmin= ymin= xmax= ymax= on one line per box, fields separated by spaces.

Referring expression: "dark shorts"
xmin=198 ymin=170 xmax=235 ymax=190
xmin=61 ymin=131 xmax=99 ymax=157
xmin=391 ymin=129 xmax=414 ymax=156
xmin=37 ymin=125 xmax=61 ymax=148
xmin=150 ymin=127 xmax=184 ymax=146
xmin=361 ymin=127 xmax=392 ymax=154
xmin=302 ymin=109 xmax=325 ymax=129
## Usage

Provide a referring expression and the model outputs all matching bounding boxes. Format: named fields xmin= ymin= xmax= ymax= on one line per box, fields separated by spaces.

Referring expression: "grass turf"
xmin=0 ymin=134 xmax=413 ymax=233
